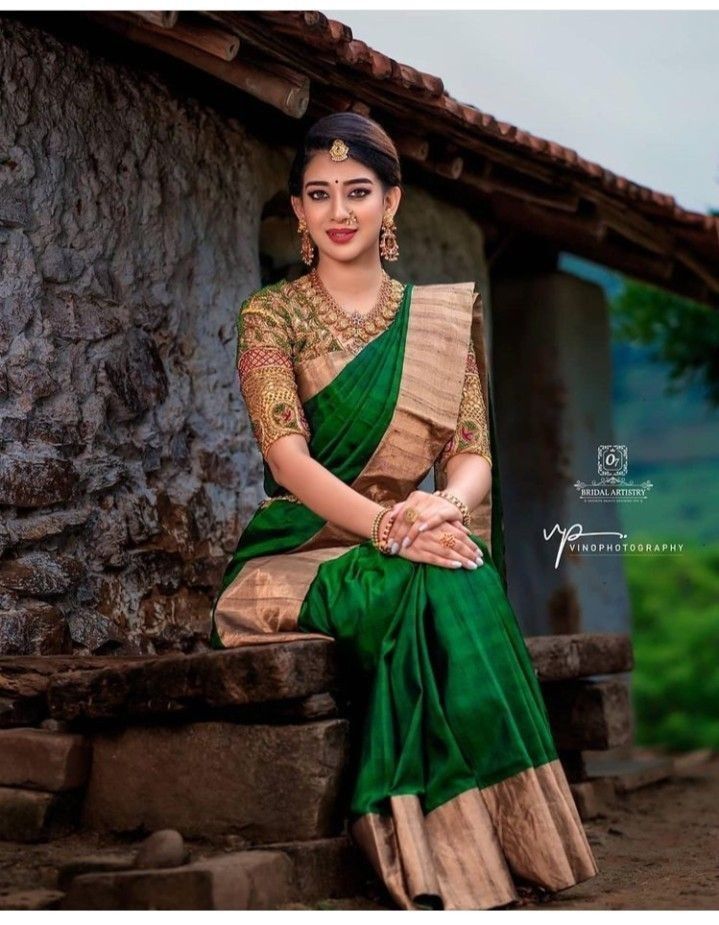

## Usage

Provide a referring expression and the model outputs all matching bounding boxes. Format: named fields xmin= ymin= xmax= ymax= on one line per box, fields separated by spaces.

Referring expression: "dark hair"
xmin=288 ymin=112 xmax=402 ymax=199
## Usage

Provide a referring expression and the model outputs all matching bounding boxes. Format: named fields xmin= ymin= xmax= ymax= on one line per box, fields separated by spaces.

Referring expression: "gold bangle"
xmin=371 ymin=503 xmax=393 ymax=554
xmin=433 ymin=489 xmax=471 ymax=528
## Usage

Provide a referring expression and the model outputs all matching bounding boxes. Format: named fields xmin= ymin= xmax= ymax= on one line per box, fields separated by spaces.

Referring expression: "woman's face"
xmin=291 ymin=151 xmax=400 ymax=267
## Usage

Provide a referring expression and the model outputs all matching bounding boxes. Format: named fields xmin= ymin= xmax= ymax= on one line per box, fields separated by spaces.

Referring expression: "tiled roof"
xmin=232 ymin=11 xmax=715 ymax=229
xmin=76 ymin=9 xmax=719 ymax=306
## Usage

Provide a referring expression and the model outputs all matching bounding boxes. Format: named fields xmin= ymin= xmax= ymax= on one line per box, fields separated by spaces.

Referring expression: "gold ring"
xmin=439 ymin=531 xmax=456 ymax=549
xmin=403 ymin=506 xmax=419 ymax=524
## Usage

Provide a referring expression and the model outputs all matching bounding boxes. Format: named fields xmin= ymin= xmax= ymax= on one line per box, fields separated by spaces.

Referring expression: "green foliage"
xmin=612 ymin=280 xmax=719 ymax=406
xmin=625 ymin=541 xmax=719 ymax=750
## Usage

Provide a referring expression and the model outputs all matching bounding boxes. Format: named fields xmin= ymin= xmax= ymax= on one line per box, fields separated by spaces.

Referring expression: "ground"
xmin=0 ymin=754 xmax=717 ymax=910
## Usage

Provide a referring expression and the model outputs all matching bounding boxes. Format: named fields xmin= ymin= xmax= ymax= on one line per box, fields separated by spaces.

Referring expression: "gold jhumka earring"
xmin=379 ymin=210 xmax=399 ymax=262
xmin=297 ymin=216 xmax=315 ymax=266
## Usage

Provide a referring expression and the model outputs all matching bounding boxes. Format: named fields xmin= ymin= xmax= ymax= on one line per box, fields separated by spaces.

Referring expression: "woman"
xmin=208 ymin=112 xmax=598 ymax=910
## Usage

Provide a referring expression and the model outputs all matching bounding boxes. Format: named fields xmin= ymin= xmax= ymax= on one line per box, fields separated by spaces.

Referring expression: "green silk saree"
xmin=209 ymin=280 xmax=598 ymax=910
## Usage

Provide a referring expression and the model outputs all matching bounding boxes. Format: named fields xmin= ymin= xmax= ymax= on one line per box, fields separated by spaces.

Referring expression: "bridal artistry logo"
xmin=543 ymin=524 xmax=684 ymax=569
xmin=573 ymin=444 xmax=653 ymax=503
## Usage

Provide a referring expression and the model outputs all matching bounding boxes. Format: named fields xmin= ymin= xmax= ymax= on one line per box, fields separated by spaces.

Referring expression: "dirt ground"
xmin=533 ymin=753 xmax=719 ymax=911
xmin=1 ymin=753 xmax=717 ymax=910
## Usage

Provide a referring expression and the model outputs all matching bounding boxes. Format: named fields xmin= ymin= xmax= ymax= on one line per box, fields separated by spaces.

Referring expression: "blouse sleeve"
xmin=235 ymin=286 xmax=311 ymax=460
xmin=435 ymin=337 xmax=492 ymax=472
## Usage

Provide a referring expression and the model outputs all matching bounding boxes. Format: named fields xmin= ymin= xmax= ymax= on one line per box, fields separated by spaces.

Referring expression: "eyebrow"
xmin=304 ymin=178 xmax=374 ymax=188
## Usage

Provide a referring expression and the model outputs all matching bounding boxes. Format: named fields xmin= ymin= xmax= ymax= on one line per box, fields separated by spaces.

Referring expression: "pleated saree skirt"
xmin=209 ymin=279 xmax=598 ymax=909
xmin=296 ymin=535 xmax=598 ymax=910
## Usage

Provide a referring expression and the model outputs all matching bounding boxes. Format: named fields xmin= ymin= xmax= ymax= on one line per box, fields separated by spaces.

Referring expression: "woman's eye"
xmin=308 ymin=189 xmax=370 ymax=200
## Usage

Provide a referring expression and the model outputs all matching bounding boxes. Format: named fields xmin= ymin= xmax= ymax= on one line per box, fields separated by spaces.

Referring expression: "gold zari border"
xmin=350 ymin=758 xmax=599 ymax=910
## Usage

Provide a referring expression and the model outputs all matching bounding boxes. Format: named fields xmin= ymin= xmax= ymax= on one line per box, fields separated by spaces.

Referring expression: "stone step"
xmin=60 ymin=849 xmax=295 ymax=910
xmin=583 ymin=753 xmax=674 ymax=792
xmin=569 ymin=779 xmax=617 ymax=820
xmin=0 ymin=633 xmax=631 ymax=728
xmin=526 ymin=632 xmax=633 ymax=681
xmin=82 ymin=718 xmax=350 ymax=840
xmin=57 ymin=835 xmax=378 ymax=910
xmin=0 ymin=785 xmax=83 ymax=842
xmin=252 ymin=835 xmax=377 ymax=902
xmin=0 ymin=695 xmax=45 ymax=729
xmin=45 ymin=640 xmax=338 ymax=722
xmin=0 ymin=655 xmax=149 ymax=728
xmin=57 ymin=850 xmax=138 ymax=891
xmin=0 ymin=727 xmax=91 ymax=791
xmin=542 ymin=677 xmax=632 ymax=750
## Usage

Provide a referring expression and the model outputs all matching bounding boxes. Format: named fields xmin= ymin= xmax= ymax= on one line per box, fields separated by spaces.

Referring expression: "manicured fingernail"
xmin=465 ymin=560 xmax=478 ymax=569
xmin=417 ymin=523 xmax=427 ymax=531
xmin=451 ymin=561 xmax=462 ymax=568
xmin=402 ymin=536 xmax=411 ymax=549
xmin=391 ymin=541 xmax=400 ymax=554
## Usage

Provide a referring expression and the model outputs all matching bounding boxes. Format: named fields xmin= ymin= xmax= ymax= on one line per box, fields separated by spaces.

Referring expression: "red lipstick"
xmin=327 ymin=229 xmax=357 ymax=243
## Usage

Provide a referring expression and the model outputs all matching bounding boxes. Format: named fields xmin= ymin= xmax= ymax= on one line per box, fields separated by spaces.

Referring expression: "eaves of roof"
xmin=53 ymin=9 xmax=719 ymax=307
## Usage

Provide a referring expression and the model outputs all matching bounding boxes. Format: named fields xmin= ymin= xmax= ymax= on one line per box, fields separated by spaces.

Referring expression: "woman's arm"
xmin=443 ymin=451 xmax=492 ymax=512
xmin=268 ymin=437 xmax=480 ymax=568
xmin=267 ymin=435 xmax=391 ymax=541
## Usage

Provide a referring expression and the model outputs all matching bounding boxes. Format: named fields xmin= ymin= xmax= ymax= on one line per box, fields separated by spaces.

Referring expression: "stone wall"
xmin=0 ymin=17 xmax=489 ymax=655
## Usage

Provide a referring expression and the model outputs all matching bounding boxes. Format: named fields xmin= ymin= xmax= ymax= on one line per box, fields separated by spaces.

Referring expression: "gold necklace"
xmin=308 ymin=268 xmax=395 ymax=350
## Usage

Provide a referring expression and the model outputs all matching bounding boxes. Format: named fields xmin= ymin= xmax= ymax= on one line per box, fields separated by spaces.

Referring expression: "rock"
xmin=104 ymin=329 xmax=168 ymax=417
xmin=0 ymin=455 xmax=77 ymax=508
xmin=0 ymin=602 xmax=70 ymax=656
xmin=0 ymin=551 xmax=85 ymax=596
xmin=133 ymin=829 xmax=188 ymax=869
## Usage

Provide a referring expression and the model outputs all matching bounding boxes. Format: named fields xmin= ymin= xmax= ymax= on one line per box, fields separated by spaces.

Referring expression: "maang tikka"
xmin=297 ymin=137 xmax=400 ymax=265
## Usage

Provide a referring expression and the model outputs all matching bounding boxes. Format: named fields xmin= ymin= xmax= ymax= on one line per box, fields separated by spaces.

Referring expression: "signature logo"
xmin=543 ymin=523 xmax=684 ymax=568
xmin=574 ymin=444 xmax=653 ymax=502
xmin=543 ymin=524 xmax=626 ymax=568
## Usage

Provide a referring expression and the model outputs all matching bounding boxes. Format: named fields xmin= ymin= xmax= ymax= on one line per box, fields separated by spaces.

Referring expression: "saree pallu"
xmin=209 ymin=281 xmax=598 ymax=910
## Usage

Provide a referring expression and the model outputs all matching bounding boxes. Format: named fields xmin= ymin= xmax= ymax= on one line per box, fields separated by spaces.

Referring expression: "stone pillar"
xmin=490 ymin=271 xmax=631 ymax=637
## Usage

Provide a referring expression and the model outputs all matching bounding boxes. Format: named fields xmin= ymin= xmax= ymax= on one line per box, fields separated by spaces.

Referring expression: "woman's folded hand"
xmin=396 ymin=519 xmax=484 ymax=570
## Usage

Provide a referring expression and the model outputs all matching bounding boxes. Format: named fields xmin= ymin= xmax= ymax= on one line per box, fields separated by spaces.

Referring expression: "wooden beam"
xmin=133 ymin=11 xmax=178 ymax=29
xmin=427 ymin=153 xmax=463 ymax=180
xmin=462 ymin=166 xmax=581 ymax=214
xmin=87 ymin=12 xmax=309 ymax=119
xmin=122 ymin=12 xmax=240 ymax=62
xmin=395 ymin=134 xmax=429 ymax=162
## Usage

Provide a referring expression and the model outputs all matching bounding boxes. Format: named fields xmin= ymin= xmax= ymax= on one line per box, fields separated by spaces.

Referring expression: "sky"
xmin=319 ymin=9 xmax=719 ymax=217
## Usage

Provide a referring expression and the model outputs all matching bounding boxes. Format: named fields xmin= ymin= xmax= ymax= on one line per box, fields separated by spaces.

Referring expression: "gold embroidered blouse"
xmin=435 ymin=336 xmax=493 ymax=472
xmin=235 ymin=276 xmax=492 ymax=469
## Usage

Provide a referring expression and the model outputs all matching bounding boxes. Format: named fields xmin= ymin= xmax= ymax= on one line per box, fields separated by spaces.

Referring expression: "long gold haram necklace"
xmin=309 ymin=268 xmax=395 ymax=352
